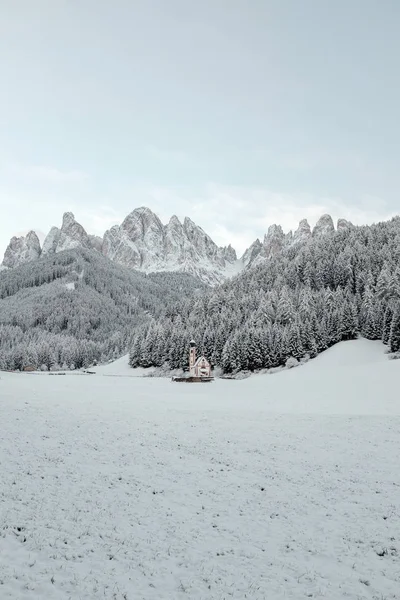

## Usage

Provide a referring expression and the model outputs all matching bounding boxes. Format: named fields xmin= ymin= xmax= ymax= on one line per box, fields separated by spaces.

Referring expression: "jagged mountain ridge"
xmin=242 ymin=215 xmax=353 ymax=269
xmin=2 ymin=207 xmax=353 ymax=283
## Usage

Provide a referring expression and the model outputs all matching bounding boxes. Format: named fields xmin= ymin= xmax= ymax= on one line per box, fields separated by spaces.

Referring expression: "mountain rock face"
xmin=263 ymin=224 xmax=285 ymax=259
xmin=312 ymin=214 xmax=335 ymax=237
xmin=2 ymin=231 xmax=41 ymax=268
xmin=102 ymin=207 xmax=238 ymax=284
xmin=220 ymin=244 xmax=237 ymax=263
xmin=41 ymin=227 xmax=61 ymax=254
xmin=42 ymin=212 xmax=91 ymax=255
xmin=292 ymin=219 xmax=311 ymax=245
xmin=337 ymin=218 xmax=353 ymax=231
xmin=242 ymin=215 xmax=334 ymax=268
xmin=241 ymin=239 xmax=263 ymax=267
xmin=2 ymin=209 xmax=347 ymax=283
xmin=240 ymin=224 xmax=287 ymax=268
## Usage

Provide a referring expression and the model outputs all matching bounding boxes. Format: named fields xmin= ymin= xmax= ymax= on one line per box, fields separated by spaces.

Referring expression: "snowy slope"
xmin=0 ymin=340 xmax=399 ymax=599
xmin=93 ymin=339 xmax=399 ymax=414
xmin=91 ymin=354 xmax=155 ymax=377
xmin=241 ymin=338 xmax=399 ymax=415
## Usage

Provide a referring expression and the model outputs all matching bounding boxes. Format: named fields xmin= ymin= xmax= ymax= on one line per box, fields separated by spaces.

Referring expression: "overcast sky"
xmin=1 ymin=0 xmax=399 ymax=257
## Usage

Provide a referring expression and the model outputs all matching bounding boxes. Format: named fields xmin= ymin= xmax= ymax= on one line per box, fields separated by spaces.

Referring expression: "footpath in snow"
xmin=0 ymin=339 xmax=399 ymax=599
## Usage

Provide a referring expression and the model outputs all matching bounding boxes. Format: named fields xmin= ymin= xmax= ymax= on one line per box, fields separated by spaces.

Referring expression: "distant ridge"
xmin=2 ymin=207 xmax=354 ymax=284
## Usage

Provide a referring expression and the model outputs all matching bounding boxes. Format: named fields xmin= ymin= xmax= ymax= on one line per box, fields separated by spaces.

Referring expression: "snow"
xmin=244 ymin=338 xmax=400 ymax=415
xmin=91 ymin=355 xmax=155 ymax=377
xmin=1 ymin=339 xmax=399 ymax=599
xmin=223 ymin=258 xmax=244 ymax=278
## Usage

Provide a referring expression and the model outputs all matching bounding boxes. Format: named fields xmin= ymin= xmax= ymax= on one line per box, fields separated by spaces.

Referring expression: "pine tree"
xmin=276 ymin=287 xmax=295 ymax=325
xmin=341 ymin=300 xmax=358 ymax=341
xmin=389 ymin=308 xmax=400 ymax=353
xmin=382 ymin=305 xmax=394 ymax=345
xmin=286 ymin=324 xmax=304 ymax=360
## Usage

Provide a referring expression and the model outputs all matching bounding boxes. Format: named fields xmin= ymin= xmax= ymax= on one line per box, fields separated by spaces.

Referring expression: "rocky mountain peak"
xmin=183 ymin=217 xmax=214 ymax=252
xmin=167 ymin=215 xmax=182 ymax=229
xmin=42 ymin=212 xmax=90 ymax=254
xmin=62 ymin=212 xmax=76 ymax=230
xmin=42 ymin=226 xmax=61 ymax=254
xmin=337 ymin=218 xmax=353 ymax=230
xmin=312 ymin=214 xmax=335 ymax=237
xmin=263 ymin=224 xmax=285 ymax=258
xmin=101 ymin=208 xmax=238 ymax=284
xmin=240 ymin=239 xmax=263 ymax=267
xmin=221 ymin=244 xmax=237 ymax=263
xmin=293 ymin=219 xmax=311 ymax=244
xmin=264 ymin=224 xmax=284 ymax=240
xmin=121 ymin=207 xmax=164 ymax=246
xmin=2 ymin=231 xmax=41 ymax=268
xmin=164 ymin=216 xmax=185 ymax=253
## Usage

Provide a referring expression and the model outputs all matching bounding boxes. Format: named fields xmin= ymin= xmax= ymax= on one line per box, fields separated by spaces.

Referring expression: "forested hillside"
xmin=129 ymin=217 xmax=400 ymax=373
xmin=0 ymin=249 xmax=204 ymax=370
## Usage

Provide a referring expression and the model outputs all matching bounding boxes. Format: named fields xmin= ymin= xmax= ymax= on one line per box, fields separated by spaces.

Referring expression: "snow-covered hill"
xmin=1 ymin=339 xmax=398 ymax=599
xmin=91 ymin=354 xmax=155 ymax=377
xmin=243 ymin=338 xmax=399 ymax=414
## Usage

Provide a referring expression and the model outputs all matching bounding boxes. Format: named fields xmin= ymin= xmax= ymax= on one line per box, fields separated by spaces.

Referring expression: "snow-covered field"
xmin=1 ymin=340 xmax=399 ymax=599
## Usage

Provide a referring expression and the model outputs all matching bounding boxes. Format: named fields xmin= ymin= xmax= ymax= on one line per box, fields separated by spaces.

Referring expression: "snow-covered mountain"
xmin=101 ymin=207 xmax=239 ymax=284
xmin=2 ymin=208 xmax=239 ymax=285
xmin=2 ymin=230 xmax=41 ymax=269
xmin=1 ymin=208 xmax=352 ymax=283
xmin=242 ymin=215 xmax=353 ymax=268
xmin=42 ymin=212 xmax=92 ymax=255
xmin=2 ymin=215 xmax=400 ymax=375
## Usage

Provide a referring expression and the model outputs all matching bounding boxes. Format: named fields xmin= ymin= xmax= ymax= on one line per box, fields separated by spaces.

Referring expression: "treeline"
xmin=129 ymin=217 xmax=400 ymax=373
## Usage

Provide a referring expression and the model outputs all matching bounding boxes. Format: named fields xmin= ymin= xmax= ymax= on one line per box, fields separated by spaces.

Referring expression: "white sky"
xmin=1 ymin=0 xmax=399 ymax=257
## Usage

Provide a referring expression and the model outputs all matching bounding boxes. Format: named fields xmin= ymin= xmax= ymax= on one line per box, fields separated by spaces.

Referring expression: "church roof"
xmin=194 ymin=356 xmax=210 ymax=366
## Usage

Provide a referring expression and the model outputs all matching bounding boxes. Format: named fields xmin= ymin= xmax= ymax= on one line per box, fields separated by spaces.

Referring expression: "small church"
xmin=172 ymin=340 xmax=213 ymax=382
xmin=189 ymin=340 xmax=212 ymax=378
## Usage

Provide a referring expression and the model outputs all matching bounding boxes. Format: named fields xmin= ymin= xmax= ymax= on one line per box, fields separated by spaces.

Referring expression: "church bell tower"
xmin=189 ymin=340 xmax=196 ymax=375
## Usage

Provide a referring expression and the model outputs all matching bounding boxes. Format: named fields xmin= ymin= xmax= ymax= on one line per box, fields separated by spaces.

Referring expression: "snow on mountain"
xmin=241 ymin=224 xmax=286 ymax=268
xmin=240 ymin=238 xmax=263 ymax=267
xmin=102 ymin=207 xmax=238 ymax=285
xmin=312 ymin=213 xmax=335 ymax=237
xmin=2 ymin=231 xmax=41 ymax=268
xmin=337 ymin=217 xmax=353 ymax=231
xmin=263 ymin=224 xmax=286 ymax=259
xmin=2 ymin=208 xmax=346 ymax=281
xmin=241 ymin=218 xmax=312 ymax=268
xmin=292 ymin=218 xmax=311 ymax=245
xmin=42 ymin=212 xmax=92 ymax=254
xmin=41 ymin=226 xmax=61 ymax=254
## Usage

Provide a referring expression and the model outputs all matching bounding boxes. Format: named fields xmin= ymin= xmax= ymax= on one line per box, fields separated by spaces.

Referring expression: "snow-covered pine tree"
xmin=389 ymin=307 xmax=400 ymax=353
